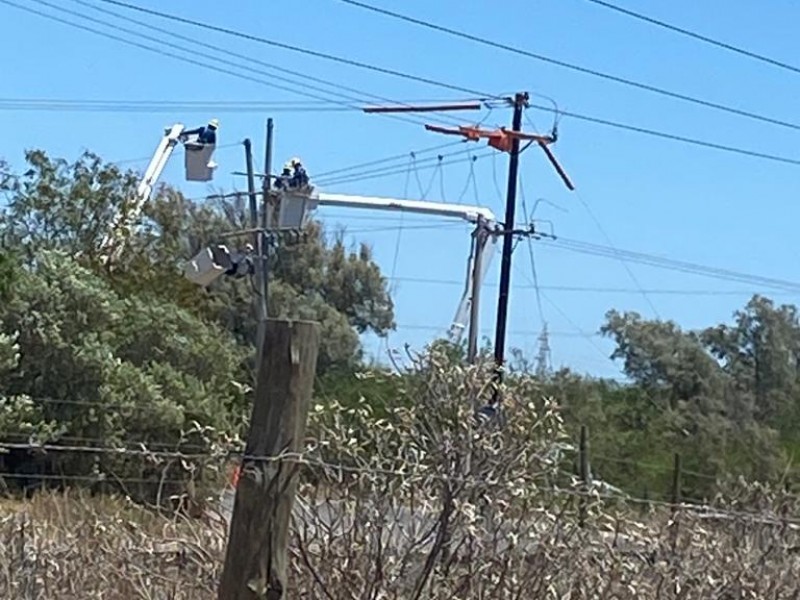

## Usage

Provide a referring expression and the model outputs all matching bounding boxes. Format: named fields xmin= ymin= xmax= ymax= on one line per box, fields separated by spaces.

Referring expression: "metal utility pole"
xmin=492 ymin=92 xmax=528 ymax=398
xmin=467 ymin=216 xmax=489 ymax=364
xmin=245 ymin=139 xmax=268 ymax=350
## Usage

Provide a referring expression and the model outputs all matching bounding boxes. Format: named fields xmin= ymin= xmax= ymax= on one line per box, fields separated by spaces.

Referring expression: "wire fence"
xmin=2 ymin=437 xmax=798 ymax=528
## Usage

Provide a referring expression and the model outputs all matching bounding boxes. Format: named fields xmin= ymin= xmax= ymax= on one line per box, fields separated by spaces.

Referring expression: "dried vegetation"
xmin=2 ymin=351 xmax=800 ymax=598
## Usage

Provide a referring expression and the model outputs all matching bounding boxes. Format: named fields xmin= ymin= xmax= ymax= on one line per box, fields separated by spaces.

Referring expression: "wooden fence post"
xmin=670 ymin=452 xmax=682 ymax=507
xmin=579 ymin=425 xmax=589 ymax=528
xmin=218 ymin=319 xmax=320 ymax=600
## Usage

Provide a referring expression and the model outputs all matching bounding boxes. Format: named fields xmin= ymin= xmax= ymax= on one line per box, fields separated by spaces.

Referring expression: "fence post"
xmin=218 ymin=319 xmax=320 ymax=600
xmin=670 ymin=452 xmax=682 ymax=507
xmin=579 ymin=425 xmax=589 ymax=528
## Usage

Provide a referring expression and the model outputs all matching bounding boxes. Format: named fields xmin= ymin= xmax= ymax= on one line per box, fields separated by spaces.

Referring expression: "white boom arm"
xmin=314 ymin=193 xmax=495 ymax=224
xmin=448 ymin=229 xmax=497 ymax=340
xmin=314 ymin=192 xmax=497 ymax=343
xmin=99 ymin=123 xmax=185 ymax=262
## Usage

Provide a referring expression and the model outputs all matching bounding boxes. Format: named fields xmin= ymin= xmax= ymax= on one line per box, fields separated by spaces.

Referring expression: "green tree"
xmin=702 ymin=295 xmax=800 ymax=431
xmin=0 ymin=149 xmax=396 ymax=371
xmin=0 ymin=250 xmax=249 ymax=495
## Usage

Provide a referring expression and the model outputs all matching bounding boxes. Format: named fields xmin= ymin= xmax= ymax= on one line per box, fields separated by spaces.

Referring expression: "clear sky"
xmin=2 ymin=0 xmax=800 ymax=379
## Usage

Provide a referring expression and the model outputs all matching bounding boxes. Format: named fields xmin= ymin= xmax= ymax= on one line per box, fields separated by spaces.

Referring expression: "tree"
xmin=0 ymin=149 xmax=396 ymax=371
xmin=0 ymin=148 xmax=395 ymax=497
xmin=596 ymin=308 xmax=787 ymax=495
xmin=0 ymin=250 xmax=250 ymax=497
xmin=702 ymin=295 xmax=800 ymax=431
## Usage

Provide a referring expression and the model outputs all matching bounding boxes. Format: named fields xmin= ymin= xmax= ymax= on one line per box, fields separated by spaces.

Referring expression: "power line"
xmin=0 ymin=97 xmax=486 ymax=111
xmin=387 ymin=277 xmax=781 ymax=296
xmin=399 ymin=323 xmax=598 ymax=338
xmin=574 ymin=191 xmax=661 ymax=319
xmin=316 ymin=149 xmax=495 ymax=187
xmin=6 ymin=0 xmax=451 ymax=132
xmin=32 ymin=0 xmax=427 ymax=128
xmin=7 ymin=97 xmax=800 ymax=170
xmin=315 ymin=146 xmax=476 ymax=186
xmin=545 ymin=237 xmax=800 ymax=293
xmin=313 ymin=140 xmax=464 ymax=180
xmin=92 ymin=0 xmax=500 ymax=100
xmin=0 ymin=99 xmax=355 ymax=113
xmin=66 ymin=0 xmax=475 ymax=128
xmin=528 ymin=104 xmax=800 ymax=168
xmin=336 ymin=0 xmax=800 ymax=133
xmin=519 ymin=175 xmax=545 ymax=328
xmin=581 ymin=0 xmax=800 ymax=77
xmin=3 ymin=0 xmax=368 ymax=117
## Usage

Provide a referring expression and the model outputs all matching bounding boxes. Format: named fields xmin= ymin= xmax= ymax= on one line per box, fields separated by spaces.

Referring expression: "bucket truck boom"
xmin=99 ymin=120 xmax=219 ymax=264
xmin=313 ymin=192 xmax=498 ymax=344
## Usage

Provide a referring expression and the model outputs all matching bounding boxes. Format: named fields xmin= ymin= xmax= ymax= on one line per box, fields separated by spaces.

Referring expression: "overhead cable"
xmin=336 ymin=0 xmax=800 ymax=132
xmin=581 ymin=0 xmax=800 ymax=77
xmin=92 ymin=0 xmax=500 ymax=100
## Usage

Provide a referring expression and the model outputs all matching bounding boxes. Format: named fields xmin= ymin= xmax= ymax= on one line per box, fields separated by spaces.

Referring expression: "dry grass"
xmin=3 ymin=354 xmax=800 ymax=598
xmin=0 ymin=492 xmax=226 ymax=599
xmin=1 ymin=485 xmax=799 ymax=599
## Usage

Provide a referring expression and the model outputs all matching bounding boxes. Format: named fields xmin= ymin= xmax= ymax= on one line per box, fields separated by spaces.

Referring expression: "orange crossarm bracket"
xmin=424 ymin=123 xmax=575 ymax=191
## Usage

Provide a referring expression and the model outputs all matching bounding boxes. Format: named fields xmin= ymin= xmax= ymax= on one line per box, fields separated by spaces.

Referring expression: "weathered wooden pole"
xmin=218 ymin=319 xmax=320 ymax=600
xmin=578 ymin=424 xmax=589 ymax=528
xmin=670 ymin=452 xmax=682 ymax=507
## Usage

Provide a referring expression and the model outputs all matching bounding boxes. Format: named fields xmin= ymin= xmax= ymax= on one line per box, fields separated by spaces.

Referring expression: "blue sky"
xmin=2 ymin=0 xmax=800 ymax=378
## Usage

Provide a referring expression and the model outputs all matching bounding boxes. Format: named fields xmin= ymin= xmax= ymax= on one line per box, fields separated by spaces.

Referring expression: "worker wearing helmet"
xmin=183 ymin=118 xmax=219 ymax=148
xmin=274 ymin=161 xmax=293 ymax=190
xmin=289 ymin=157 xmax=309 ymax=189
xmin=200 ymin=119 xmax=219 ymax=144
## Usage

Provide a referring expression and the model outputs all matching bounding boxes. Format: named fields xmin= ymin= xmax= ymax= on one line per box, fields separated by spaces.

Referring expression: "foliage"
xmin=0 ymin=149 xmax=395 ymax=496
xmin=0 ymin=250 xmax=248 ymax=498
xmin=3 ymin=147 xmax=800 ymax=510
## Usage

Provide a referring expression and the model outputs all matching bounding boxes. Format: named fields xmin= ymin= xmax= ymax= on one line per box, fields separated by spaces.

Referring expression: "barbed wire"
xmin=1 ymin=441 xmax=798 ymax=526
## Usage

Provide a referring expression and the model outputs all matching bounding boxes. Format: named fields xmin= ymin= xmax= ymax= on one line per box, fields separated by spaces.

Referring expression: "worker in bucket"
xmin=288 ymin=157 xmax=309 ymax=188
xmin=274 ymin=161 xmax=294 ymax=190
xmin=183 ymin=119 xmax=219 ymax=149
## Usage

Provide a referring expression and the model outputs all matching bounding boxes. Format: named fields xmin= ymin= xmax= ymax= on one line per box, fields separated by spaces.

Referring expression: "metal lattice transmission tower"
xmin=535 ymin=322 xmax=552 ymax=378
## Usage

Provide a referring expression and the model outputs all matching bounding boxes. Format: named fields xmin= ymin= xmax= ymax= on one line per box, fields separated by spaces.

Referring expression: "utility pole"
xmin=218 ymin=319 xmax=321 ymax=600
xmin=245 ymin=138 xmax=268 ymax=352
xmin=492 ymin=92 xmax=528 ymax=400
xmin=467 ymin=216 xmax=488 ymax=364
xmin=262 ymin=118 xmax=274 ymax=223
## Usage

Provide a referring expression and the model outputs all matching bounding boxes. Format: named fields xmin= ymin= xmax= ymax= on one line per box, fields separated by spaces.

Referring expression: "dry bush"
xmin=2 ymin=348 xmax=800 ymax=598
xmin=0 ymin=491 xmax=227 ymax=599
xmin=289 ymin=349 xmax=800 ymax=598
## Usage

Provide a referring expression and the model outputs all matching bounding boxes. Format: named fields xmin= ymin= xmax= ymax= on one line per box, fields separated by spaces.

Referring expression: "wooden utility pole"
xmin=218 ymin=319 xmax=320 ymax=600
xmin=245 ymin=138 xmax=269 ymax=353
xmin=421 ymin=92 xmax=572 ymax=381
xmin=262 ymin=118 xmax=275 ymax=232
xmin=491 ymin=92 xmax=528 ymax=400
